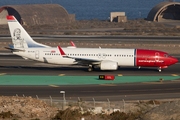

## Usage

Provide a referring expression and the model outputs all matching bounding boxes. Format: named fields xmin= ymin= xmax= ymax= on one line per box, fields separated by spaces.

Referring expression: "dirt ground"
xmin=1 ymin=96 xmax=180 ymax=120
xmin=1 ymin=19 xmax=180 ymax=36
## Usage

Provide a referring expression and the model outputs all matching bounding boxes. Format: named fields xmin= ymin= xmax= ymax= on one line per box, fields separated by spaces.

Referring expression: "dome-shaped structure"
xmin=0 ymin=4 xmax=75 ymax=25
xmin=147 ymin=1 xmax=180 ymax=22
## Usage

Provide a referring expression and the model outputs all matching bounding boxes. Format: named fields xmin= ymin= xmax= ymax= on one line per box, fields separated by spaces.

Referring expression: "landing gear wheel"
xmin=88 ymin=65 xmax=94 ymax=72
xmin=88 ymin=67 xmax=93 ymax=72
xmin=158 ymin=68 xmax=161 ymax=72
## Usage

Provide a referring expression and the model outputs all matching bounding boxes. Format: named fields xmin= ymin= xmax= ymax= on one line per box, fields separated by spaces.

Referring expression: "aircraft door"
xmin=155 ymin=52 xmax=159 ymax=62
xmin=35 ymin=50 xmax=39 ymax=59
xmin=102 ymin=53 xmax=106 ymax=59
xmin=98 ymin=53 xmax=106 ymax=59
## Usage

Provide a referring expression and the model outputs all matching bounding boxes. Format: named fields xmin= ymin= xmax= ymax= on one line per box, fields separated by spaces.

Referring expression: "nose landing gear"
xmin=158 ymin=66 xmax=168 ymax=72
xmin=158 ymin=67 xmax=161 ymax=72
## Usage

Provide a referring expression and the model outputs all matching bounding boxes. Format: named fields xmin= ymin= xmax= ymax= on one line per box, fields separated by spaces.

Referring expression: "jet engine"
xmin=100 ymin=60 xmax=118 ymax=70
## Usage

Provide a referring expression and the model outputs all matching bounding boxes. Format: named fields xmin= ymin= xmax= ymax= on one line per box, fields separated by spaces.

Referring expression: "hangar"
xmin=147 ymin=1 xmax=180 ymax=22
xmin=0 ymin=4 xmax=75 ymax=25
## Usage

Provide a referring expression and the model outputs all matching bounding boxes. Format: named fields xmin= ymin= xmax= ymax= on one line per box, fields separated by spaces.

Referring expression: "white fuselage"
xmin=14 ymin=47 xmax=136 ymax=66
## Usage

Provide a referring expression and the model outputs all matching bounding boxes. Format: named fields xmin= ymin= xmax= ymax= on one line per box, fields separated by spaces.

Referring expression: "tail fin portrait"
xmin=7 ymin=15 xmax=49 ymax=49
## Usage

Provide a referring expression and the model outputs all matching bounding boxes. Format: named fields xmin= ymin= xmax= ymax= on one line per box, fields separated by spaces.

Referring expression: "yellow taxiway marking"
xmin=100 ymin=84 xmax=117 ymax=86
xmin=118 ymin=74 xmax=123 ymax=76
xmin=171 ymin=74 xmax=178 ymax=76
xmin=49 ymin=85 xmax=59 ymax=87
xmin=59 ymin=74 xmax=65 ymax=76
xmin=0 ymin=73 xmax=6 ymax=75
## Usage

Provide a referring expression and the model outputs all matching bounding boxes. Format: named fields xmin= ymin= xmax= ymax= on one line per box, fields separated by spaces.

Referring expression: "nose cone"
xmin=171 ymin=57 xmax=178 ymax=64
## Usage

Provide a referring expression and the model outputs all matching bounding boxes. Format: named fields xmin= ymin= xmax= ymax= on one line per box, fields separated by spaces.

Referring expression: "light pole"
xmin=60 ymin=91 xmax=66 ymax=109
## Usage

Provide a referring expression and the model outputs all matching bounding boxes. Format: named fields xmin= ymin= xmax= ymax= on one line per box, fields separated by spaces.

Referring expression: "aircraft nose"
xmin=171 ymin=57 xmax=178 ymax=64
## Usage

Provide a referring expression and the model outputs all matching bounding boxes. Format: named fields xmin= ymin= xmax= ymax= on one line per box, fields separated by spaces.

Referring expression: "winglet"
xmin=58 ymin=46 xmax=66 ymax=55
xmin=7 ymin=15 xmax=15 ymax=21
xmin=71 ymin=41 xmax=76 ymax=47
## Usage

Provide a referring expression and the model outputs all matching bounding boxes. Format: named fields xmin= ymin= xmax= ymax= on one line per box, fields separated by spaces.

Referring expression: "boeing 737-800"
xmin=6 ymin=15 xmax=178 ymax=72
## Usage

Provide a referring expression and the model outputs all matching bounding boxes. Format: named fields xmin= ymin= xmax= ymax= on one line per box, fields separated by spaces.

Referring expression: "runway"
xmin=1 ymin=35 xmax=180 ymax=43
xmin=0 ymin=52 xmax=180 ymax=101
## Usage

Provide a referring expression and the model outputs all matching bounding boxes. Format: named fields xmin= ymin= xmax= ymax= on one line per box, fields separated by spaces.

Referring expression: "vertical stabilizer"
xmin=7 ymin=15 xmax=50 ymax=49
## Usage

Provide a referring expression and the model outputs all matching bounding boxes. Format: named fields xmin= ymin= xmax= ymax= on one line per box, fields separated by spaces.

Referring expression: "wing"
xmin=58 ymin=46 xmax=101 ymax=65
xmin=71 ymin=57 xmax=100 ymax=65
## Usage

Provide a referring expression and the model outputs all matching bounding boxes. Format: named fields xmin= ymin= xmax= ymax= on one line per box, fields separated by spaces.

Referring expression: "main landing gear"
xmin=88 ymin=65 xmax=94 ymax=72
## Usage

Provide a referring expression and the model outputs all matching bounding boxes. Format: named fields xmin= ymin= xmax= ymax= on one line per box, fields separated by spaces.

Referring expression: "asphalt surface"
xmin=1 ymin=35 xmax=180 ymax=44
xmin=0 ymin=53 xmax=180 ymax=101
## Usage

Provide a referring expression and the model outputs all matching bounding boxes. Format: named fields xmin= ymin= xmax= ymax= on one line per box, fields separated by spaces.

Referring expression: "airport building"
xmin=147 ymin=1 xmax=180 ymax=22
xmin=0 ymin=4 xmax=75 ymax=25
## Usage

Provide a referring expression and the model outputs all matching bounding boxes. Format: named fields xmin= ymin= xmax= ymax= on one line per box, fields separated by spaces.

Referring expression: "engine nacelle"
xmin=100 ymin=60 xmax=118 ymax=70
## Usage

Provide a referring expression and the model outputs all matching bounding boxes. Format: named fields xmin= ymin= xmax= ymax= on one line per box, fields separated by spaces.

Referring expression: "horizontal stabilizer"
xmin=5 ymin=47 xmax=25 ymax=52
xmin=8 ymin=45 xmax=14 ymax=48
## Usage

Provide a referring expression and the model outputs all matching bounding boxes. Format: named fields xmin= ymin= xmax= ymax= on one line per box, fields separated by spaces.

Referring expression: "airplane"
xmin=6 ymin=15 xmax=178 ymax=72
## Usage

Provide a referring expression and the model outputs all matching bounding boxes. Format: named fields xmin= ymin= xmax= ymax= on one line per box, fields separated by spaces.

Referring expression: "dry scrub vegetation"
xmin=1 ymin=19 xmax=180 ymax=36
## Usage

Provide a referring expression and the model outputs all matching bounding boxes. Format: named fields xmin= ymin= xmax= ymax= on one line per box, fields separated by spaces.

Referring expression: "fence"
xmin=14 ymin=94 xmax=160 ymax=114
xmin=36 ymin=95 xmax=159 ymax=114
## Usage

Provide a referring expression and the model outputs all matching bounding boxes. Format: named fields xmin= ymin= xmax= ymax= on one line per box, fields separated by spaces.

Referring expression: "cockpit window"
xmin=164 ymin=55 xmax=171 ymax=57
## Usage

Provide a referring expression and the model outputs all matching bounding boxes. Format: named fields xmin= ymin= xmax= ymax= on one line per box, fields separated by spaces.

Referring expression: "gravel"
xmin=0 ymin=96 xmax=59 ymax=120
xmin=141 ymin=100 xmax=180 ymax=120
